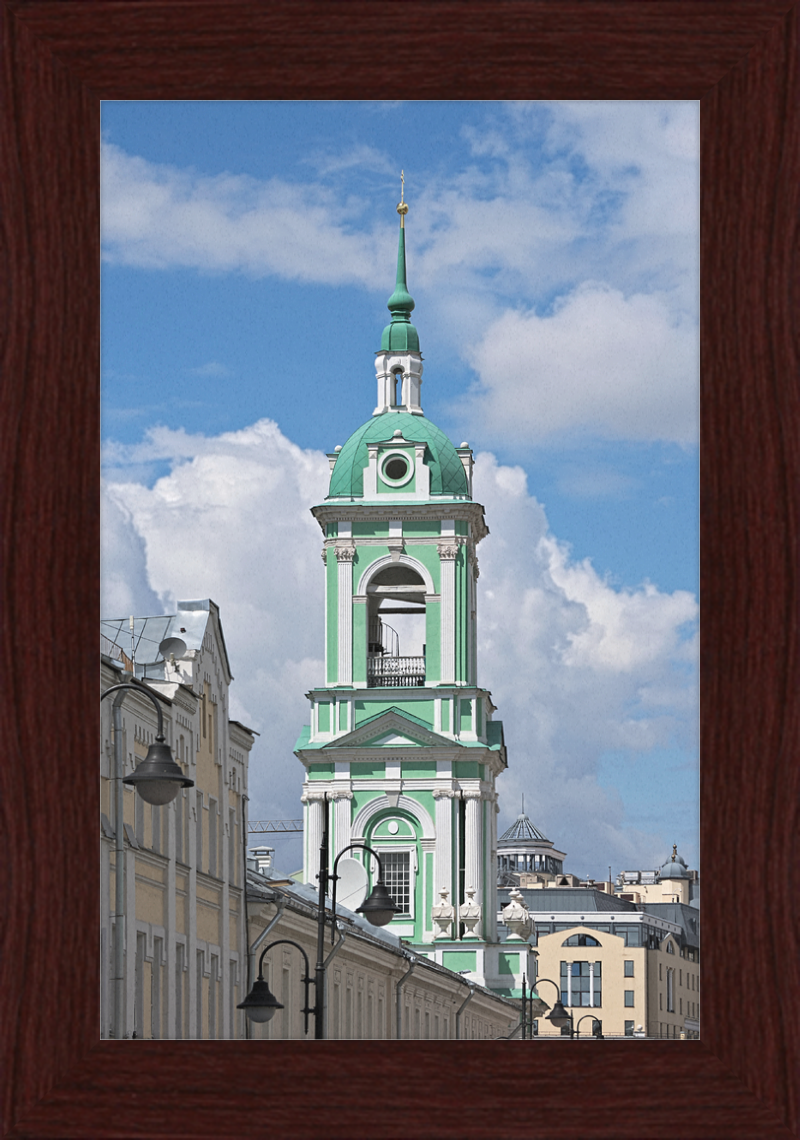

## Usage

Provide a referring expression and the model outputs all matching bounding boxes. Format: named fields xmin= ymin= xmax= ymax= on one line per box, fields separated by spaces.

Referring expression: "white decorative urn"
xmin=431 ymin=886 xmax=456 ymax=939
xmin=459 ymin=886 xmax=482 ymax=939
xmin=502 ymin=887 xmax=532 ymax=942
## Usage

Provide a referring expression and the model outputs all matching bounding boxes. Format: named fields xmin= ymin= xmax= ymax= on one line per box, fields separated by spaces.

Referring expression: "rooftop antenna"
xmin=521 ymin=793 xmax=525 ymax=816
xmin=129 ymin=615 xmax=136 ymax=674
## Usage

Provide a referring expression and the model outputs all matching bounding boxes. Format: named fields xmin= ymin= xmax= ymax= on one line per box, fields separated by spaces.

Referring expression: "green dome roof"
xmin=328 ymin=412 xmax=469 ymax=499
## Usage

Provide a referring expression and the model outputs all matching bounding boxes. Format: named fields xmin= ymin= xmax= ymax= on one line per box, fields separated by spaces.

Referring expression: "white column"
xmin=303 ymin=791 xmax=326 ymax=884
xmin=463 ymin=790 xmax=484 ymax=937
xmin=438 ymin=543 xmax=458 ymax=683
xmin=336 ymin=546 xmax=355 ymax=685
xmin=433 ymin=789 xmax=455 ymax=903
xmin=331 ymin=790 xmax=353 ymax=862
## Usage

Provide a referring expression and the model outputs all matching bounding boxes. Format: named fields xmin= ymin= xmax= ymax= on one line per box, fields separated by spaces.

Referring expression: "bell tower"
xmin=296 ymin=186 xmax=530 ymax=994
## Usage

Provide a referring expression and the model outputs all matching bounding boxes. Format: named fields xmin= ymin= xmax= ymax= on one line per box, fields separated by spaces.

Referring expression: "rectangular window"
xmin=196 ymin=791 xmax=204 ymax=871
xmin=660 ymin=992 xmax=663 ymax=1010
xmin=381 ymin=851 xmax=411 ymax=915
xmin=151 ymin=937 xmax=163 ymax=1039
xmin=134 ymin=789 xmax=145 ymax=846
xmin=229 ymin=808 xmax=237 ymax=885
xmin=208 ymin=798 xmax=217 ymax=876
xmin=209 ymin=955 xmax=218 ymax=1038
xmin=667 ymin=968 xmax=674 ymax=1013
xmin=175 ymin=792 xmax=183 ymax=863
xmin=175 ymin=943 xmax=185 ymax=1039
xmin=196 ymin=950 xmax=205 ymax=1038
xmin=624 ymin=960 xmax=634 ymax=977
xmin=624 ymin=990 xmax=635 ymax=1007
xmin=659 ymin=962 xmax=663 ymax=981
xmin=151 ymin=804 xmax=161 ymax=853
xmin=624 ymin=1020 xmax=634 ymax=1036
xmin=134 ymin=932 xmax=146 ymax=1038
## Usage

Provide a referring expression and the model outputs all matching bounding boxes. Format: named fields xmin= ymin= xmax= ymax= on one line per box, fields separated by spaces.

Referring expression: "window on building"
xmin=659 ymin=963 xmax=663 ymax=981
xmin=175 ymin=943 xmax=185 ymax=1038
xmin=196 ymin=791 xmax=204 ymax=871
xmin=561 ymin=933 xmax=601 ymax=947
xmin=591 ymin=1019 xmax=602 ymax=1037
xmin=196 ymin=950 xmax=205 ymax=1038
xmin=660 ymin=992 xmax=663 ymax=1010
xmin=151 ymin=804 xmax=161 ymax=853
xmin=152 ymin=937 xmax=163 ymax=1039
xmin=209 ymin=955 xmax=218 ymax=1039
xmin=381 ymin=851 xmax=411 ymax=915
xmin=624 ymin=990 xmax=635 ymax=1007
xmin=175 ymin=792 xmax=183 ymax=863
xmin=134 ymin=931 xmax=146 ymax=1038
xmin=624 ymin=960 xmax=634 ymax=977
xmin=624 ymin=1020 xmax=635 ymax=1036
xmin=560 ymin=961 xmax=601 ymax=1007
xmin=208 ymin=798 xmax=218 ymax=877
xmin=667 ymin=968 xmax=674 ymax=1012
xmin=666 ymin=940 xmax=675 ymax=954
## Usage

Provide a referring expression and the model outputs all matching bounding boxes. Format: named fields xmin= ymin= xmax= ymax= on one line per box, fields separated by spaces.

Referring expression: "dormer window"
xmin=381 ymin=451 xmax=412 ymax=485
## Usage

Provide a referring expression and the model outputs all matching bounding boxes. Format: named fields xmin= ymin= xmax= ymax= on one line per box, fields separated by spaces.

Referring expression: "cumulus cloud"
xmin=461 ymin=282 xmax=698 ymax=445
xmin=102 ymin=420 xmax=697 ymax=878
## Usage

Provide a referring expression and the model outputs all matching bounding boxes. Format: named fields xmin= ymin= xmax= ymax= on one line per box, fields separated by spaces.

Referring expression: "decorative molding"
xmin=350 ymin=792 xmax=435 ymax=841
xmin=335 ymin=545 xmax=356 ymax=561
xmin=437 ymin=543 xmax=460 ymax=560
xmin=432 ymin=787 xmax=460 ymax=800
xmin=329 ymin=789 xmax=353 ymax=801
xmin=355 ymin=551 xmax=435 ymax=597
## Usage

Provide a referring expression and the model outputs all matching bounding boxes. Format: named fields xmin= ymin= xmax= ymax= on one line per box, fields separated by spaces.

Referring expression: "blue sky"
xmin=101 ymin=101 xmax=699 ymax=879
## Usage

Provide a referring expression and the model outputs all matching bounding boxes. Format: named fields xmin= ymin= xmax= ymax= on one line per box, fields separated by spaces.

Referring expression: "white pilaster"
xmin=336 ymin=545 xmax=355 ymax=684
xmin=463 ymin=790 xmax=484 ymax=936
xmin=331 ymin=789 xmax=354 ymax=861
xmin=303 ymin=790 xmax=327 ymax=884
xmin=433 ymin=789 xmax=455 ymax=903
xmin=438 ymin=542 xmax=458 ymax=684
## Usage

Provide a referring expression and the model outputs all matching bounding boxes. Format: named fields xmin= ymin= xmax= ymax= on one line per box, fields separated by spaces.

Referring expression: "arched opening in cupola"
xmin=366 ymin=563 xmax=426 ymax=686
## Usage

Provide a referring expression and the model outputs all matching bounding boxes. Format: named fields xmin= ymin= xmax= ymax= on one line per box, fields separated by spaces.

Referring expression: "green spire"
xmin=380 ymin=175 xmax=420 ymax=353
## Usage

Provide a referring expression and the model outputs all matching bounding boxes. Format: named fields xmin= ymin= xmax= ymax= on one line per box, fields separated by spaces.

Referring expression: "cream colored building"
xmin=100 ymin=599 xmax=256 ymax=1039
xmin=532 ymin=921 xmax=700 ymax=1039
xmin=243 ymin=864 xmax=520 ymax=1041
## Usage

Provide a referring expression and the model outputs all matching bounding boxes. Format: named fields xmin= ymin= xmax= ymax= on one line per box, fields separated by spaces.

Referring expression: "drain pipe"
xmin=244 ymin=895 xmax=287 ymax=1039
xmin=395 ymin=953 xmax=418 ymax=1039
xmin=455 ymin=983 xmax=476 ymax=1040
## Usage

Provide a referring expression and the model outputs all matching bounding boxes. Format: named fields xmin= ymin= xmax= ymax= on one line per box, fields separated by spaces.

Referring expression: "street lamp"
xmin=531 ymin=976 xmax=574 ymax=1036
xmin=238 ymin=940 xmax=315 ymax=1035
xmin=101 ymin=681 xmax=194 ymax=1039
xmin=102 ymin=682 xmax=194 ymax=805
xmin=313 ymin=795 xmax=401 ymax=1038
xmin=575 ymin=1012 xmax=603 ymax=1039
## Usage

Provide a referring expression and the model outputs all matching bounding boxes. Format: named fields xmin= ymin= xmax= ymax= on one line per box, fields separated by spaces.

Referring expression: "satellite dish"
xmin=336 ymin=857 xmax=368 ymax=912
xmin=158 ymin=636 xmax=187 ymax=660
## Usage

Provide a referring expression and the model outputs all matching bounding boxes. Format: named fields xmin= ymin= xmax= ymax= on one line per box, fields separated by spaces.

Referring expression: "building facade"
xmin=100 ymin=599 xmax=255 ymax=1039
xmin=243 ymin=864 xmax=519 ymax=1041
xmin=294 ymin=201 xmax=533 ymax=997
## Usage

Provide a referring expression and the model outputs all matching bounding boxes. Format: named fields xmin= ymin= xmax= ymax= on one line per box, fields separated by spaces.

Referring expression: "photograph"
xmin=99 ymin=100 xmax=699 ymax=1042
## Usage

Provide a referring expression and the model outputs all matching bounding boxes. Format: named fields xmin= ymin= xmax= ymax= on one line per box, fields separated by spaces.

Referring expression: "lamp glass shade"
xmin=237 ymin=979 xmax=283 ymax=1023
xmin=122 ymin=741 xmax=194 ymax=805
xmin=356 ymin=881 xmax=400 ymax=927
xmin=547 ymin=999 xmax=572 ymax=1028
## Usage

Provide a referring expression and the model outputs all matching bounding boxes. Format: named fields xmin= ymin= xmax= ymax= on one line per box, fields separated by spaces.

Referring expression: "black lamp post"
xmin=238 ymin=794 xmax=400 ymax=1039
xmin=102 ymin=682 xmax=194 ymax=805
xmin=575 ymin=1012 xmax=603 ymax=1039
xmin=238 ymin=940 xmax=315 ymax=1035
xmin=531 ymin=976 xmax=575 ymax=1037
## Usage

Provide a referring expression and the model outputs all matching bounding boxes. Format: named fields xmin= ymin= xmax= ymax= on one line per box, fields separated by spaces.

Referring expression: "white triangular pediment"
xmin=369 ymin=732 xmax=421 ymax=747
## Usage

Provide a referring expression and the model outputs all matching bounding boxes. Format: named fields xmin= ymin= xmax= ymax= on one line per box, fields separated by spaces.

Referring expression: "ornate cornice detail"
xmin=321 ymin=547 xmax=328 ymax=565
xmin=432 ymin=787 xmax=460 ymax=800
xmin=301 ymin=789 xmax=329 ymax=804
xmin=335 ymin=544 xmax=356 ymax=562
xmin=437 ymin=542 xmax=460 ymax=560
xmin=329 ymin=789 xmax=353 ymax=801
xmin=461 ymin=788 xmax=483 ymax=801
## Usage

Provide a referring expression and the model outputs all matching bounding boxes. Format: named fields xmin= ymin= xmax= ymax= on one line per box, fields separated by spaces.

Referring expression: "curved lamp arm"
xmin=102 ymin=682 xmax=165 ymax=739
xmin=255 ymin=939 xmax=315 ymax=1036
xmin=575 ymin=1012 xmax=599 ymax=1039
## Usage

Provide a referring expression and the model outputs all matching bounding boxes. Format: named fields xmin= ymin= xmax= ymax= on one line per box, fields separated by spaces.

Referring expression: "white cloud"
xmin=461 ymin=282 xmax=698 ymax=445
xmin=102 ymin=420 xmax=698 ymax=878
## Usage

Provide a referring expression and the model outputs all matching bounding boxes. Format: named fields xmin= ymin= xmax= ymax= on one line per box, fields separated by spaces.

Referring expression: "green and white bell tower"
xmin=296 ymin=189 xmax=528 ymax=993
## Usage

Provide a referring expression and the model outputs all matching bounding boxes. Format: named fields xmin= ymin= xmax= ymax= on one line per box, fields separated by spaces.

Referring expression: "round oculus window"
xmin=381 ymin=451 xmax=413 ymax=485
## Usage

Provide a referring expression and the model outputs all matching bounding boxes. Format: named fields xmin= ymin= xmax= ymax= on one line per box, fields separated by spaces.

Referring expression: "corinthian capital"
xmin=335 ymin=544 xmax=356 ymax=562
xmin=461 ymin=788 xmax=483 ymax=801
xmin=329 ymin=789 xmax=353 ymax=801
xmin=301 ymin=789 xmax=329 ymax=804
xmin=432 ymin=787 xmax=459 ymax=800
xmin=437 ymin=543 xmax=460 ymax=560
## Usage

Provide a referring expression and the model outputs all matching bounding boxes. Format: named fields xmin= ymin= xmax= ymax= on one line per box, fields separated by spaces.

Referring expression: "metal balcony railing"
xmin=367 ymin=655 xmax=426 ymax=687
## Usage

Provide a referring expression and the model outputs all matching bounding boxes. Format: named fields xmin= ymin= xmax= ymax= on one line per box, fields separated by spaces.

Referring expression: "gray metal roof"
xmin=498 ymin=813 xmax=549 ymax=844
xmin=500 ymin=887 xmax=639 ymax=913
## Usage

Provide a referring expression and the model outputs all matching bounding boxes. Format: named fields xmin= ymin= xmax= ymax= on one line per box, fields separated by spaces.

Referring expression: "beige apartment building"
xmin=100 ymin=599 xmax=256 ymax=1039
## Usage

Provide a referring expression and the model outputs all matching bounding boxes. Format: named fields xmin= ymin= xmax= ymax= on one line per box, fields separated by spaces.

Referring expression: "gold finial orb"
xmin=397 ymin=169 xmax=408 ymax=224
xmin=397 ymin=201 xmax=409 ymax=217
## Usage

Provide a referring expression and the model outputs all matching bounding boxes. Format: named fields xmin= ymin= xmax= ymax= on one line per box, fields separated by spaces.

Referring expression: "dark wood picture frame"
xmin=1 ymin=3 xmax=798 ymax=1137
